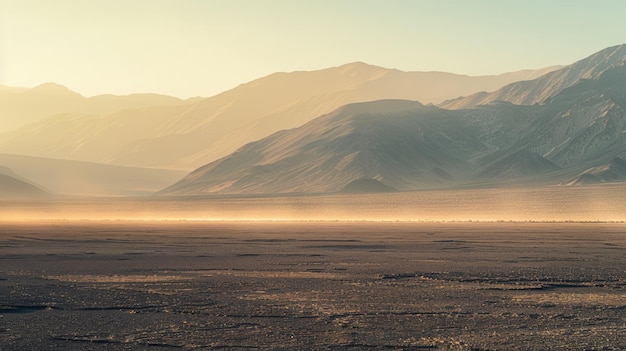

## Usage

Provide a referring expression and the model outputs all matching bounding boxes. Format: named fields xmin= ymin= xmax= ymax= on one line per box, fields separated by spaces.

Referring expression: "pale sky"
xmin=1 ymin=0 xmax=625 ymax=98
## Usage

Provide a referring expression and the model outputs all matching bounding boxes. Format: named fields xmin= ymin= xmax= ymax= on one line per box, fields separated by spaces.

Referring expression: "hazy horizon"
xmin=1 ymin=0 xmax=625 ymax=98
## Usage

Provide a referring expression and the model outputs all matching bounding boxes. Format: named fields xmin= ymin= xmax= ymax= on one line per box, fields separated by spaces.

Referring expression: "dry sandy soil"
xmin=1 ymin=221 xmax=625 ymax=350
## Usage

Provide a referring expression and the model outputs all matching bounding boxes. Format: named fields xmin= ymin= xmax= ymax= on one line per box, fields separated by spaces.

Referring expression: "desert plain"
xmin=1 ymin=208 xmax=625 ymax=350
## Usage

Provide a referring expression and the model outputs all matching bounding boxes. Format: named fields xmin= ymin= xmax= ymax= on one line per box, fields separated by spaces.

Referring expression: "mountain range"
xmin=160 ymin=44 xmax=626 ymax=195
xmin=0 ymin=64 xmax=558 ymax=170
xmin=1 ymin=44 xmax=625 ymax=197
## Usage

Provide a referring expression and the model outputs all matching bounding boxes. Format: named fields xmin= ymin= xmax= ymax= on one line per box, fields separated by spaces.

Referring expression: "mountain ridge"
xmin=441 ymin=44 xmax=626 ymax=109
xmin=0 ymin=83 xmax=189 ymax=133
xmin=0 ymin=63 xmax=560 ymax=170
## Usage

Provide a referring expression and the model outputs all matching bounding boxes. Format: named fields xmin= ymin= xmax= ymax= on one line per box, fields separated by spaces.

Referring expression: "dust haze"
xmin=2 ymin=185 xmax=625 ymax=223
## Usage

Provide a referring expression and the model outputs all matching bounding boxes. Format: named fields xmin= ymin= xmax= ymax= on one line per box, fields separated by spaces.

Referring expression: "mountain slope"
xmin=441 ymin=44 xmax=626 ymax=109
xmin=0 ymin=63 xmax=559 ymax=170
xmin=0 ymin=166 xmax=50 ymax=199
xmin=478 ymin=150 xmax=561 ymax=181
xmin=0 ymin=104 xmax=196 ymax=164
xmin=158 ymin=100 xmax=496 ymax=195
xmin=0 ymin=164 xmax=29 ymax=182
xmin=0 ymin=173 xmax=50 ymax=199
xmin=567 ymin=157 xmax=626 ymax=185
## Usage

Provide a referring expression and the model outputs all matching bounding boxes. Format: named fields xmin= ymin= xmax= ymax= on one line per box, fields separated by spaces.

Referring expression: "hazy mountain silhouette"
xmin=441 ymin=44 xmax=626 ymax=109
xmin=0 ymin=154 xmax=186 ymax=197
xmin=160 ymin=46 xmax=626 ymax=195
xmin=0 ymin=64 xmax=558 ymax=170
xmin=0 ymin=83 xmax=187 ymax=133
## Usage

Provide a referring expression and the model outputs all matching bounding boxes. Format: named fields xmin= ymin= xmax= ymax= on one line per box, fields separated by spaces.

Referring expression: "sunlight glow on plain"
xmin=2 ymin=186 xmax=625 ymax=223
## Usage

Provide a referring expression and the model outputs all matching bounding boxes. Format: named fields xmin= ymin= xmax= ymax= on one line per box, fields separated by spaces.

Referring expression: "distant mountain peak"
xmin=29 ymin=82 xmax=82 ymax=97
xmin=338 ymin=61 xmax=379 ymax=69
xmin=333 ymin=61 xmax=390 ymax=77
xmin=32 ymin=82 xmax=69 ymax=90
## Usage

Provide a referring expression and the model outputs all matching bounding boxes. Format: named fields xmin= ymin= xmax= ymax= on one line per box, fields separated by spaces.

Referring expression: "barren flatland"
xmin=1 ymin=221 xmax=625 ymax=350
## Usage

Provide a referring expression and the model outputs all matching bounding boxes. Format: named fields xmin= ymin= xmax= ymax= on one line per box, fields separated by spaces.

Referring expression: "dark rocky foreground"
xmin=0 ymin=221 xmax=625 ymax=350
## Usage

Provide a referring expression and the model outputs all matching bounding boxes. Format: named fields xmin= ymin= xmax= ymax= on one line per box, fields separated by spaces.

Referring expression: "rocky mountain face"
xmin=0 ymin=64 xmax=558 ymax=170
xmin=160 ymin=100 xmax=477 ymax=194
xmin=160 ymin=50 xmax=626 ymax=195
xmin=158 ymin=100 xmax=539 ymax=195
